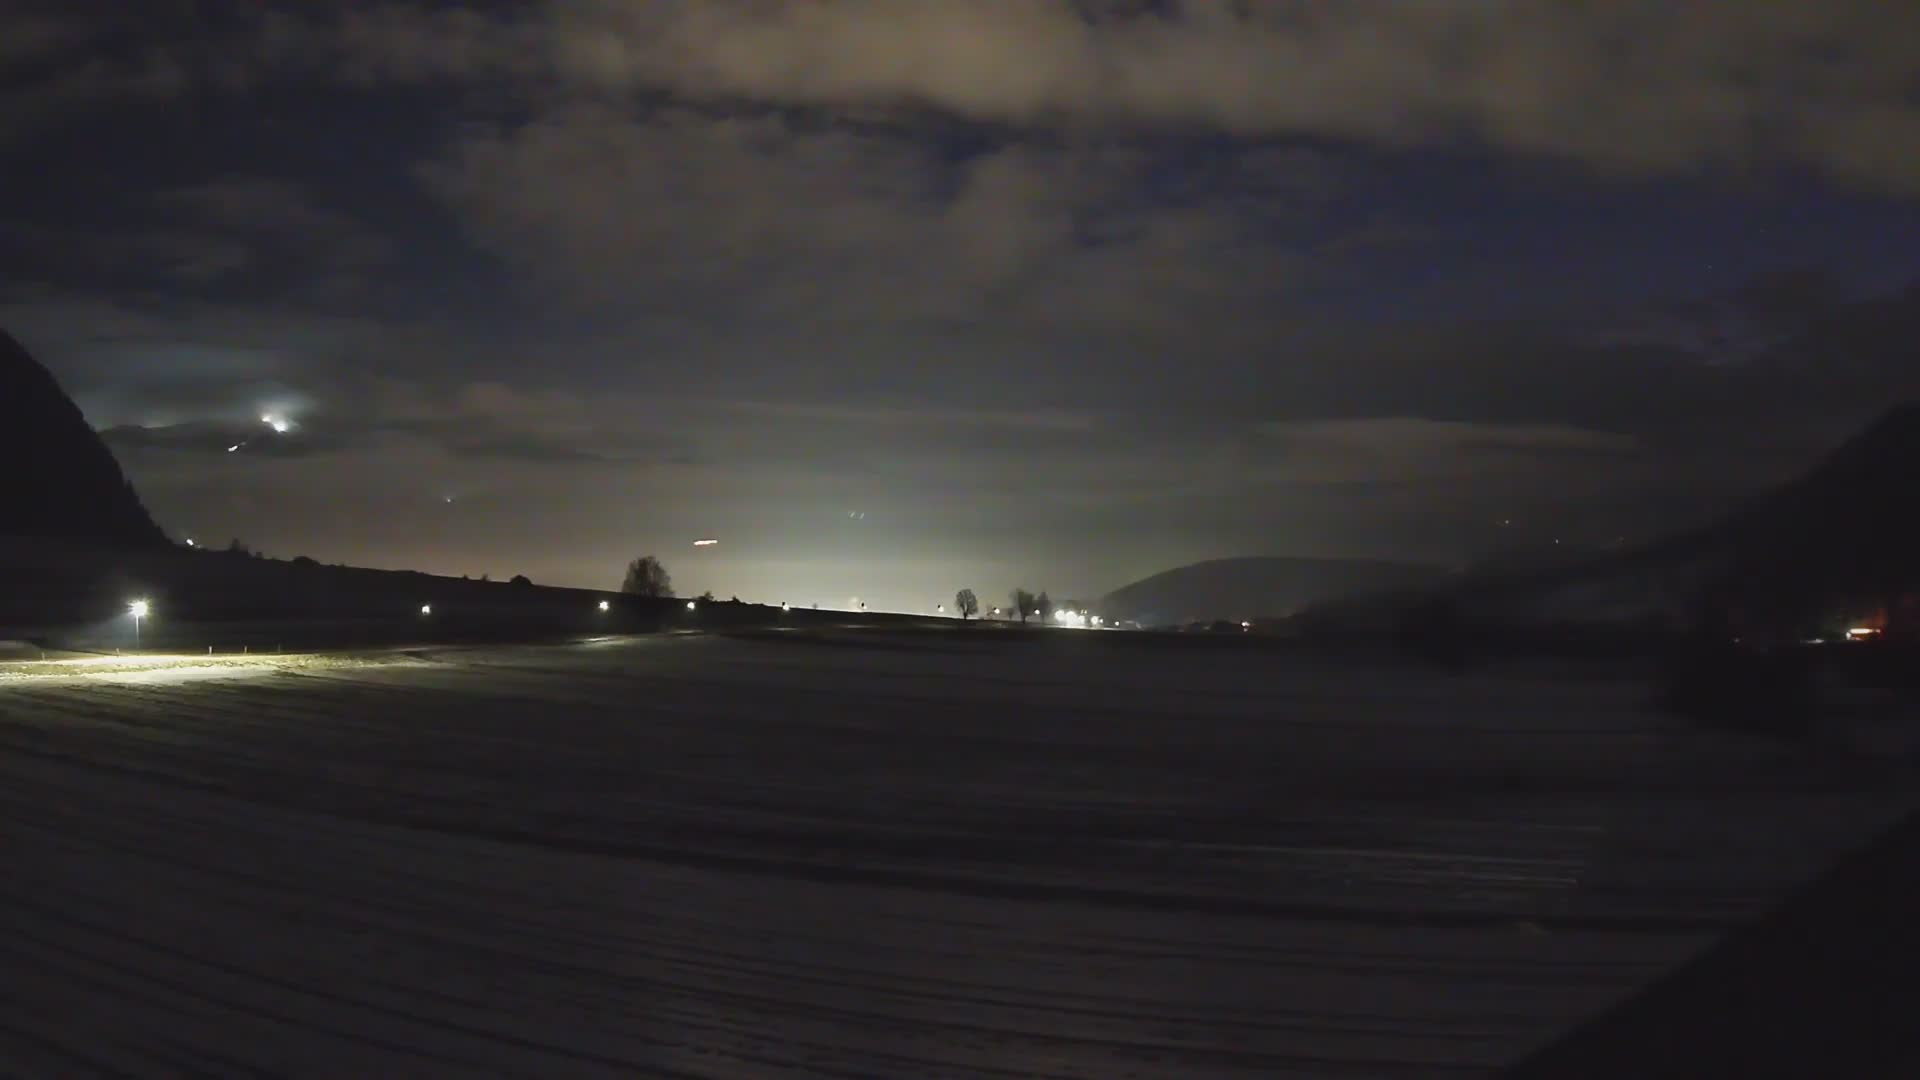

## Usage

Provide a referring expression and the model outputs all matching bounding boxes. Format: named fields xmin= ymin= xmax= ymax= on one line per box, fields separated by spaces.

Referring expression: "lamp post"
xmin=129 ymin=599 xmax=149 ymax=648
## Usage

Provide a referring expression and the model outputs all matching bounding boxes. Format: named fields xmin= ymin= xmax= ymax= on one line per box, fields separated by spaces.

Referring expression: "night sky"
xmin=6 ymin=2 xmax=1920 ymax=611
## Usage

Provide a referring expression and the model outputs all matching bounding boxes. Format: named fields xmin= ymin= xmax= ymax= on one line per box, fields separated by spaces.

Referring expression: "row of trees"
xmin=1010 ymin=588 xmax=1051 ymax=624
xmin=951 ymin=587 xmax=1053 ymax=624
xmin=624 ymin=556 xmax=1061 ymax=625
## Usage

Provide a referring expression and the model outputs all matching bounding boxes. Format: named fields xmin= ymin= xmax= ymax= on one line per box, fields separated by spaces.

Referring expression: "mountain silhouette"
xmin=1099 ymin=556 xmax=1447 ymax=624
xmin=1432 ymin=402 xmax=1920 ymax=634
xmin=0 ymin=328 xmax=167 ymax=547
xmin=1702 ymin=401 xmax=1920 ymax=623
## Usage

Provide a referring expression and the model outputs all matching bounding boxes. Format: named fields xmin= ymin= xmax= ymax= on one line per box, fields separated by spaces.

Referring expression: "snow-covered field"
xmin=1 ymin=631 xmax=1910 ymax=1076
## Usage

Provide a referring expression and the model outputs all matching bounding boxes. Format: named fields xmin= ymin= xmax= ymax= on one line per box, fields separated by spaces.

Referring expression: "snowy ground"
xmin=1 ymin=631 xmax=1911 ymax=1076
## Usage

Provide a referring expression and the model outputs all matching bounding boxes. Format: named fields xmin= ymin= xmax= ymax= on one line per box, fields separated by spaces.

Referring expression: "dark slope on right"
xmin=1445 ymin=401 xmax=1920 ymax=634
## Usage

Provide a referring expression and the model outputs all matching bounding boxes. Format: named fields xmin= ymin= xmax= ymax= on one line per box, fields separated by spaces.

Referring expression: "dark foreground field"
xmin=1 ymin=630 xmax=1913 ymax=1076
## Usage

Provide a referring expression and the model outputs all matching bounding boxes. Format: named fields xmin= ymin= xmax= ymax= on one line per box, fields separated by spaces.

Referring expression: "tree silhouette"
xmin=1036 ymin=591 xmax=1052 ymax=623
xmin=621 ymin=556 xmax=673 ymax=597
xmin=1011 ymin=588 xmax=1036 ymax=624
xmin=955 ymin=588 xmax=979 ymax=620
xmin=509 ymin=574 xmax=532 ymax=586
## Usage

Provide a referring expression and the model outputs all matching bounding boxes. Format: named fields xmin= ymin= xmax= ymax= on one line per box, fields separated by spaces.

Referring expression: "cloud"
xmin=725 ymin=399 xmax=1096 ymax=432
xmin=14 ymin=3 xmax=1920 ymax=195
xmin=420 ymin=102 xmax=1327 ymax=360
xmin=97 ymin=378 xmax=687 ymax=466
xmin=543 ymin=0 xmax=1920 ymax=194
xmin=149 ymin=176 xmax=395 ymax=296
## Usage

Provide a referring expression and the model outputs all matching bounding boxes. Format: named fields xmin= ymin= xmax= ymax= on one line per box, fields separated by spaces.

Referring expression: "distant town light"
xmin=1241 ymin=620 xmax=1252 ymax=630
xmin=687 ymin=600 xmax=697 ymax=610
xmin=693 ymin=538 xmax=718 ymax=547
xmin=226 ymin=444 xmax=241 ymax=453
xmin=1846 ymin=627 xmax=1880 ymax=641
xmin=184 ymin=538 xmax=195 ymax=547
xmin=420 ymin=603 xmax=432 ymax=615
xmin=598 ymin=600 xmax=610 ymax=612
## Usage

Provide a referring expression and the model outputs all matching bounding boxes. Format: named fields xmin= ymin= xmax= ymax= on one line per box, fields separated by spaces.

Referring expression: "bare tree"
xmin=621 ymin=556 xmax=673 ymax=597
xmin=955 ymin=588 xmax=979 ymax=620
xmin=1011 ymin=588 xmax=1036 ymax=625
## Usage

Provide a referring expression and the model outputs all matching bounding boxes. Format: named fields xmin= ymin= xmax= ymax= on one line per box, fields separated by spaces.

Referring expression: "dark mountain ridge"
xmin=1098 ymin=556 xmax=1449 ymax=625
xmin=0 ymin=328 xmax=167 ymax=548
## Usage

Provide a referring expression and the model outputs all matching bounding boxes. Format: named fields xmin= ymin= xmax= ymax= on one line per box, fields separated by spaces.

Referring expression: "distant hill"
xmin=1097 ymin=557 xmax=1449 ymax=625
xmin=1443 ymin=402 xmax=1920 ymax=634
xmin=0 ymin=328 xmax=166 ymax=548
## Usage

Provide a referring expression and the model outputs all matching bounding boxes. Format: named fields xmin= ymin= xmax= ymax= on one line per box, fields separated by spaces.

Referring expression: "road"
xmin=1 ymin=631 xmax=1909 ymax=1076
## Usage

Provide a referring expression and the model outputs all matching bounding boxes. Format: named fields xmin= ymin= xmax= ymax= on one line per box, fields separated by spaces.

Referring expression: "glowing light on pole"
xmin=129 ymin=599 xmax=149 ymax=647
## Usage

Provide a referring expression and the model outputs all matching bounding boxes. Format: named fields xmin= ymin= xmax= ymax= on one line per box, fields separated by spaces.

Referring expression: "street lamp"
xmin=598 ymin=599 xmax=610 ymax=612
xmin=128 ymin=599 xmax=149 ymax=647
xmin=687 ymin=600 xmax=697 ymax=611
xmin=420 ymin=603 xmax=432 ymax=616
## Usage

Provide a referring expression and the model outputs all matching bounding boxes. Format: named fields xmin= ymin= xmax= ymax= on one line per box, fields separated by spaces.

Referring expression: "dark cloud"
xmin=13 ymin=3 xmax=1920 ymax=194
xmin=542 ymin=1 xmax=1920 ymax=195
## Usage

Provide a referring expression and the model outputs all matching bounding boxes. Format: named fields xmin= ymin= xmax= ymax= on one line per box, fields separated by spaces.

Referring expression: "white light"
xmin=128 ymin=600 xmax=149 ymax=619
xmin=226 ymin=444 xmax=240 ymax=453
xmin=184 ymin=538 xmax=195 ymax=547
xmin=598 ymin=600 xmax=610 ymax=612
xmin=781 ymin=602 xmax=790 ymax=611
xmin=693 ymin=538 xmax=718 ymax=547
xmin=1241 ymin=620 xmax=1251 ymax=629
xmin=262 ymin=414 xmax=290 ymax=434
xmin=936 ymin=604 xmax=944 ymax=613
xmin=687 ymin=600 xmax=697 ymax=610
xmin=1846 ymin=627 xmax=1879 ymax=640
xmin=420 ymin=604 xmax=432 ymax=615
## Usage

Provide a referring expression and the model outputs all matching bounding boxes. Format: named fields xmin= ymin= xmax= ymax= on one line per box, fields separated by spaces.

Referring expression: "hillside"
xmin=1444 ymin=402 xmax=1920 ymax=634
xmin=1098 ymin=556 xmax=1449 ymax=625
xmin=0 ymin=328 xmax=166 ymax=548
